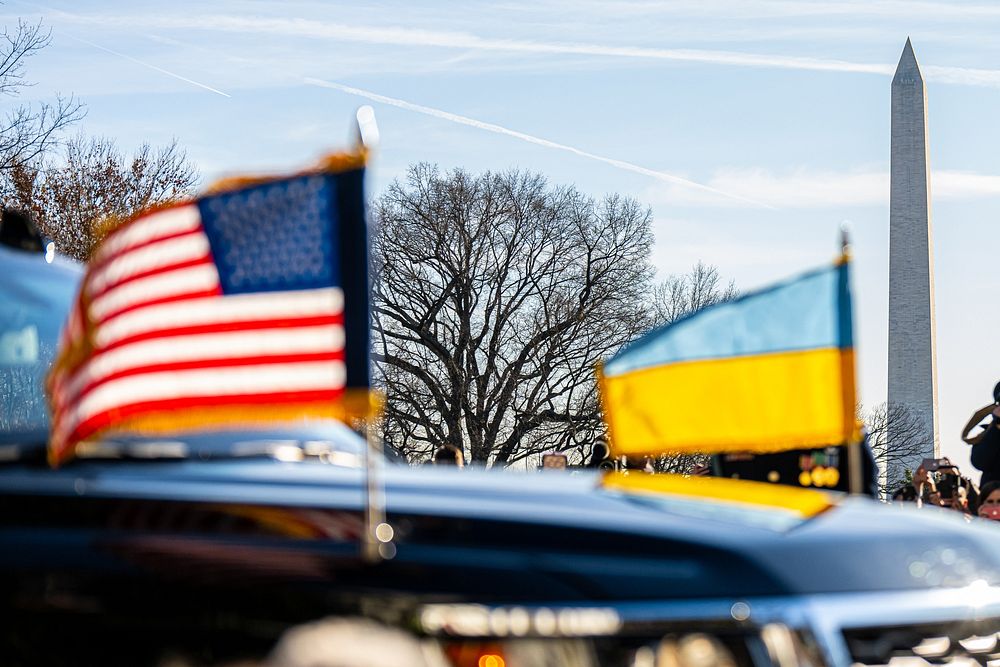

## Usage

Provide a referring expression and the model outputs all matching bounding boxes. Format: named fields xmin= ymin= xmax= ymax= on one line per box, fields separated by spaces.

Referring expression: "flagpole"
xmin=839 ymin=224 xmax=863 ymax=496
xmin=354 ymin=106 xmax=389 ymax=563
xmin=847 ymin=441 xmax=862 ymax=495
xmin=363 ymin=419 xmax=387 ymax=563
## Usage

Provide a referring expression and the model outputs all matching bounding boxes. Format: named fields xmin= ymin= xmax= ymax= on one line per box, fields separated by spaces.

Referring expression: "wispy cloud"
xmin=704 ymin=168 xmax=885 ymax=208
xmin=922 ymin=65 xmax=1000 ymax=87
xmin=648 ymin=238 xmax=823 ymax=280
xmin=543 ymin=0 xmax=1000 ymax=20
xmin=305 ymin=77 xmax=773 ymax=209
xmin=645 ymin=167 xmax=1000 ymax=209
xmin=70 ymin=14 xmax=893 ymax=75
xmin=935 ymin=170 xmax=1000 ymax=198
xmin=50 ymin=13 xmax=1000 ymax=88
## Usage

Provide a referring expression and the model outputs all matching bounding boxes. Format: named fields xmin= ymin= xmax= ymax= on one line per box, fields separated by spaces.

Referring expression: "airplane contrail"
xmin=14 ymin=2 xmax=1000 ymax=88
xmin=67 ymin=35 xmax=231 ymax=98
xmin=304 ymin=77 xmax=774 ymax=209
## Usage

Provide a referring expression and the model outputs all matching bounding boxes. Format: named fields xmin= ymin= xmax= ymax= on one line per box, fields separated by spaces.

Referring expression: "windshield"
xmin=0 ymin=245 xmax=81 ymax=440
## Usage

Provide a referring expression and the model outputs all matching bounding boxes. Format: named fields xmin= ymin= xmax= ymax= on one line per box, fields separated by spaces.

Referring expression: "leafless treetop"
xmin=0 ymin=19 xmax=83 ymax=172
xmin=373 ymin=164 xmax=653 ymax=467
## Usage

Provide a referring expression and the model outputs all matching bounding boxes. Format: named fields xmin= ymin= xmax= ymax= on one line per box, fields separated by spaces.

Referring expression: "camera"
xmin=920 ymin=457 xmax=954 ymax=473
xmin=937 ymin=471 xmax=960 ymax=500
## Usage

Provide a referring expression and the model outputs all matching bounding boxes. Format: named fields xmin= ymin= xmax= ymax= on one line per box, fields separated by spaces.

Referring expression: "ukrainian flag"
xmin=599 ymin=257 xmax=858 ymax=456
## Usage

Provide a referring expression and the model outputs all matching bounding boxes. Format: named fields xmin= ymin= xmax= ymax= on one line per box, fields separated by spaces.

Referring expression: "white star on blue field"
xmin=13 ymin=0 xmax=1000 ymax=470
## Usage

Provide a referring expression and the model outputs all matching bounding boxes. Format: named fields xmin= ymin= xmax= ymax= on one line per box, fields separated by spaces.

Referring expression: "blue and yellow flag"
xmin=599 ymin=256 xmax=858 ymax=456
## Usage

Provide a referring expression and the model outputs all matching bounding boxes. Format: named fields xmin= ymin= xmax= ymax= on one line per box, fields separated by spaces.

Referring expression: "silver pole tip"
xmin=839 ymin=222 xmax=852 ymax=255
xmin=356 ymin=105 xmax=380 ymax=150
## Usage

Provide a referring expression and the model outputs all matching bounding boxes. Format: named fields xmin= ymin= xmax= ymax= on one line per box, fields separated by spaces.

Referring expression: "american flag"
xmin=48 ymin=157 xmax=370 ymax=465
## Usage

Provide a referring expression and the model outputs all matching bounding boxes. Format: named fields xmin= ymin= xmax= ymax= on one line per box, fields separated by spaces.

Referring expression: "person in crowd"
xmin=893 ymin=460 xmax=979 ymax=514
xmin=910 ymin=464 xmax=937 ymax=507
xmin=891 ymin=485 xmax=917 ymax=503
xmin=586 ymin=438 xmax=610 ymax=469
xmin=931 ymin=463 xmax=978 ymax=515
xmin=892 ymin=463 xmax=947 ymax=507
xmin=690 ymin=462 xmax=711 ymax=476
xmin=978 ymin=481 xmax=1000 ymax=521
xmin=948 ymin=486 xmax=971 ymax=516
xmin=624 ymin=455 xmax=654 ymax=473
xmin=431 ymin=444 xmax=464 ymax=467
xmin=966 ymin=382 xmax=1000 ymax=488
xmin=955 ymin=475 xmax=979 ymax=515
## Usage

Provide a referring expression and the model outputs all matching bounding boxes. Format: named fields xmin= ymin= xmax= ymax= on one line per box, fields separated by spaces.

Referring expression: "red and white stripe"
xmin=50 ymin=203 xmax=346 ymax=453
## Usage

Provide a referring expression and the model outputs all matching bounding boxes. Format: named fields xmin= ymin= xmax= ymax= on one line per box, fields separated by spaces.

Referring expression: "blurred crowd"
xmin=894 ymin=382 xmax=1000 ymax=522
xmin=425 ymin=385 xmax=1000 ymax=527
xmin=890 ymin=458 xmax=1000 ymax=521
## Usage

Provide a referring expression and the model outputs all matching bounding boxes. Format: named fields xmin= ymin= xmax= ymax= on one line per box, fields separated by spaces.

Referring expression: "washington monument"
xmin=888 ymin=37 xmax=939 ymax=482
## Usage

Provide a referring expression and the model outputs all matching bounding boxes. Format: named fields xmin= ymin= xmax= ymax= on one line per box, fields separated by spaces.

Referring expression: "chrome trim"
xmin=610 ymin=584 xmax=1000 ymax=667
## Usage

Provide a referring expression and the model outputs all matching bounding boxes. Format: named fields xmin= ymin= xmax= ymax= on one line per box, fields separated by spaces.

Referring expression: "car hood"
xmin=3 ymin=459 xmax=999 ymax=601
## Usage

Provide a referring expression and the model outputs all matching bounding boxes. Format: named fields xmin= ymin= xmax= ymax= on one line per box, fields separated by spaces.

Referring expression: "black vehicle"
xmin=5 ymin=429 xmax=1000 ymax=666
xmin=3 ymin=241 xmax=1000 ymax=667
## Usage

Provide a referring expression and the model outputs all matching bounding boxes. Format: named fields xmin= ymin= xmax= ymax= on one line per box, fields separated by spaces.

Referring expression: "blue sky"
xmin=7 ymin=0 xmax=1000 ymax=471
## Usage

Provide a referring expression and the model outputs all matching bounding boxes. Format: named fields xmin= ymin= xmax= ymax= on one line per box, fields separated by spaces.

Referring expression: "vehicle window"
xmin=0 ymin=246 xmax=81 ymax=437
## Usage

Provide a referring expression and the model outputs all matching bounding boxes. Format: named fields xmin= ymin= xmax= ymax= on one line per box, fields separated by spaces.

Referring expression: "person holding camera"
xmin=964 ymin=382 xmax=1000 ymax=488
xmin=912 ymin=459 xmax=979 ymax=515
xmin=891 ymin=463 xmax=937 ymax=507
xmin=912 ymin=464 xmax=938 ymax=507
xmin=935 ymin=469 xmax=977 ymax=516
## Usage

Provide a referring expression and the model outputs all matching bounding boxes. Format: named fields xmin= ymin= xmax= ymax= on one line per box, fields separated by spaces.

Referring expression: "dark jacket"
xmin=971 ymin=421 xmax=1000 ymax=487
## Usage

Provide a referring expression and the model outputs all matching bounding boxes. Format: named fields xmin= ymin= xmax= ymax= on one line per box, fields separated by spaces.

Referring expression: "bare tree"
xmin=862 ymin=401 xmax=935 ymax=495
xmin=650 ymin=261 xmax=738 ymax=326
xmin=372 ymin=164 xmax=652 ymax=467
xmin=646 ymin=261 xmax=737 ymax=474
xmin=650 ymin=451 xmax=711 ymax=475
xmin=3 ymin=135 xmax=198 ymax=260
xmin=0 ymin=20 xmax=83 ymax=172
